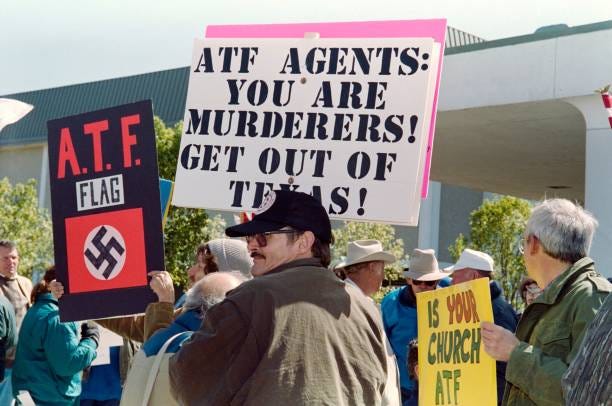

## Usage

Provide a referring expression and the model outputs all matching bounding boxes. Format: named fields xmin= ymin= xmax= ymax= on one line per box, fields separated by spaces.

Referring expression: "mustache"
xmin=251 ymin=252 xmax=265 ymax=259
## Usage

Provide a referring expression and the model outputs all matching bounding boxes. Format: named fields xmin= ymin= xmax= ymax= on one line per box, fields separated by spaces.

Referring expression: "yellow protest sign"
xmin=416 ymin=278 xmax=496 ymax=406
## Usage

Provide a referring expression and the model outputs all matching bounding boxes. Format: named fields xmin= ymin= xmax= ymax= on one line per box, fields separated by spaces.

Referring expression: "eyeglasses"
xmin=244 ymin=229 xmax=301 ymax=247
xmin=412 ymin=279 xmax=437 ymax=287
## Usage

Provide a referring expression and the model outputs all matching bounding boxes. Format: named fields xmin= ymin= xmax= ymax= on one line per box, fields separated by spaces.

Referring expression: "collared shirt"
xmin=266 ymin=257 xmax=323 ymax=275
xmin=345 ymin=277 xmax=374 ymax=302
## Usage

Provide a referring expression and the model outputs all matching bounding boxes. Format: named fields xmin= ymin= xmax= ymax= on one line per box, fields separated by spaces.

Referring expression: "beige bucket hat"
xmin=335 ymin=239 xmax=396 ymax=269
xmin=403 ymin=248 xmax=450 ymax=281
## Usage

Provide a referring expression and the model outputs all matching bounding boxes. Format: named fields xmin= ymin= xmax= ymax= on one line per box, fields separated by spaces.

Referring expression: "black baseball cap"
xmin=225 ymin=190 xmax=332 ymax=243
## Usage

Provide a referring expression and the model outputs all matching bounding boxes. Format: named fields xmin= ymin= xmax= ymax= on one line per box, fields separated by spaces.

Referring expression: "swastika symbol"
xmin=83 ymin=225 xmax=126 ymax=280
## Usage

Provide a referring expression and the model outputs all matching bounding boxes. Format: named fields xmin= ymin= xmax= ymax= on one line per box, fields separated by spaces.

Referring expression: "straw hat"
xmin=335 ymin=240 xmax=396 ymax=269
xmin=403 ymin=248 xmax=450 ymax=281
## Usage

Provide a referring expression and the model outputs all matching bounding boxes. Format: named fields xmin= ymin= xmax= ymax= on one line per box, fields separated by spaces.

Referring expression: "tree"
xmin=0 ymin=178 xmax=53 ymax=278
xmin=154 ymin=117 xmax=225 ymax=288
xmin=449 ymin=196 xmax=531 ymax=309
xmin=332 ymin=221 xmax=407 ymax=301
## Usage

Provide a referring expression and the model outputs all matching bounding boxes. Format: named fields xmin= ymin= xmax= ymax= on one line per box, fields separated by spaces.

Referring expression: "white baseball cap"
xmin=444 ymin=249 xmax=495 ymax=273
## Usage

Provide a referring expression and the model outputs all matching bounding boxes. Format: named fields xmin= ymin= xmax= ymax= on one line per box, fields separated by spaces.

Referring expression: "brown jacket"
xmin=95 ymin=301 xmax=179 ymax=385
xmin=0 ymin=274 xmax=32 ymax=330
xmin=169 ymin=258 xmax=388 ymax=405
xmin=96 ymin=301 xmax=178 ymax=343
xmin=0 ymin=274 xmax=32 ymax=362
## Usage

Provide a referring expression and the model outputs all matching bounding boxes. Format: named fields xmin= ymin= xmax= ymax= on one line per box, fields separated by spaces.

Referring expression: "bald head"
xmin=183 ymin=272 xmax=246 ymax=315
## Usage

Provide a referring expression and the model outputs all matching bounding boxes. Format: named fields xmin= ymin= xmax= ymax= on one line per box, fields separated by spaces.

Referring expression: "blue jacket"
xmin=80 ymin=346 xmax=121 ymax=402
xmin=12 ymin=293 xmax=97 ymax=405
xmin=489 ymin=280 xmax=518 ymax=405
xmin=490 ymin=280 xmax=518 ymax=332
xmin=381 ymin=286 xmax=418 ymax=394
xmin=142 ymin=309 xmax=199 ymax=356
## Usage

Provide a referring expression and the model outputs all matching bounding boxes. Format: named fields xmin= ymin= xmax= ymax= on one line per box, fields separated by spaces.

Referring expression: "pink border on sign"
xmin=206 ymin=19 xmax=446 ymax=198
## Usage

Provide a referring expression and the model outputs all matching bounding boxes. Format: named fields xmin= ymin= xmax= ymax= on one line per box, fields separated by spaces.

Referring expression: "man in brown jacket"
xmin=0 ymin=240 xmax=31 ymax=334
xmin=169 ymin=190 xmax=389 ymax=405
xmin=0 ymin=240 xmax=32 ymax=402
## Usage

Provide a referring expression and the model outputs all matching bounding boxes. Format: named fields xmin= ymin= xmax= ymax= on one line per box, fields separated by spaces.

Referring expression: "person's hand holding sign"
xmin=148 ymin=271 xmax=175 ymax=304
xmin=50 ymin=273 xmax=176 ymax=304
xmin=481 ymin=321 xmax=519 ymax=361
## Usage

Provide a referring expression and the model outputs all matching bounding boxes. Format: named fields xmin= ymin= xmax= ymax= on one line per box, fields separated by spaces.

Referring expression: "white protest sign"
xmin=91 ymin=323 xmax=124 ymax=366
xmin=173 ymin=38 xmax=441 ymax=225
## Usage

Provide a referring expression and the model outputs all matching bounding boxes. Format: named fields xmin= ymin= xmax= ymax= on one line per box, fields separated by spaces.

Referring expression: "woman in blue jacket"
xmin=12 ymin=267 xmax=98 ymax=405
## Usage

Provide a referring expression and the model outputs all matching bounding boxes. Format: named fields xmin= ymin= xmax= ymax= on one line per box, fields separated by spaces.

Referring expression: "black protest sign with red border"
xmin=47 ymin=100 xmax=163 ymax=321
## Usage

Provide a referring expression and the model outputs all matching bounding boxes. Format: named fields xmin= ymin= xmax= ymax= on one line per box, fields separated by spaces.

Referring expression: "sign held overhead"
xmin=47 ymin=100 xmax=164 ymax=321
xmin=173 ymin=37 xmax=443 ymax=225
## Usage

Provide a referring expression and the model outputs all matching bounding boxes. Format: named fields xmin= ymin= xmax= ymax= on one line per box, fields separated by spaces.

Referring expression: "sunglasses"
xmin=412 ymin=279 xmax=437 ymax=287
xmin=244 ymin=229 xmax=301 ymax=247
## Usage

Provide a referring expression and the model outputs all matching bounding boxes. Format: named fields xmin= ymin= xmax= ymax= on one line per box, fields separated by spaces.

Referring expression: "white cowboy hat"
xmin=403 ymin=248 xmax=450 ymax=281
xmin=444 ymin=248 xmax=495 ymax=273
xmin=335 ymin=240 xmax=396 ymax=269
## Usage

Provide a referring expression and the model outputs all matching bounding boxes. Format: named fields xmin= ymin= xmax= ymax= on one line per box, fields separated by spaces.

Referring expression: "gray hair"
xmin=526 ymin=199 xmax=598 ymax=263
xmin=183 ymin=271 xmax=247 ymax=317
xmin=0 ymin=240 xmax=17 ymax=251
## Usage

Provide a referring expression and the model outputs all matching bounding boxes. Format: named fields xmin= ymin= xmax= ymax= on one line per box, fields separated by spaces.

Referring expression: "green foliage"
xmin=154 ymin=117 xmax=224 ymax=288
xmin=332 ymin=221 xmax=406 ymax=284
xmin=155 ymin=118 xmax=183 ymax=180
xmin=449 ymin=196 xmax=531 ymax=309
xmin=372 ymin=286 xmax=394 ymax=304
xmin=0 ymin=178 xmax=53 ymax=278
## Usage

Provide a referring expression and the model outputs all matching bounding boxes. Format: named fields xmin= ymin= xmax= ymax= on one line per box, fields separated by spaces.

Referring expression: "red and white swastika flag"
xmin=601 ymin=92 xmax=612 ymax=129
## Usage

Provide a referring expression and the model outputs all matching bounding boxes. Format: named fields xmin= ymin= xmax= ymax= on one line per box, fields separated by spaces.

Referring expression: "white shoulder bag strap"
xmin=141 ymin=331 xmax=192 ymax=406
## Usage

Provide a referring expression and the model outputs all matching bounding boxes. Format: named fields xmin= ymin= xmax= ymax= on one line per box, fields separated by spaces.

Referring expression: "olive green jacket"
xmin=503 ymin=257 xmax=610 ymax=406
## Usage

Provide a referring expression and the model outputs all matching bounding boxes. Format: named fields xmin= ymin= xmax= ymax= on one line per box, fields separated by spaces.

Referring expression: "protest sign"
xmin=91 ymin=324 xmax=124 ymax=366
xmin=173 ymin=36 xmax=442 ymax=225
xmin=47 ymin=100 xmax=163 ymax=321
xmin=416 ymin=278 xmax=497 ymax=406
xmin=205 ymin=19 xmax=448 ymax=198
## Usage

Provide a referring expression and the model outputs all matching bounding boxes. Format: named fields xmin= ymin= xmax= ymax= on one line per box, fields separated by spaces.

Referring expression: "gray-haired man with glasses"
xmin=170 ymin=190 xmax=390 ymax=405
xmin=481 ymin=198 xmax=610 ymax=405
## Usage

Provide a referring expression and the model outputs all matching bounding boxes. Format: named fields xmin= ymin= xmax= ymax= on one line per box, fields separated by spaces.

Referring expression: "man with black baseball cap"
xmin=225 ymin=189 xmax=333 ymax=276
xmin=170 ymin=190 xmax=389 ymax=405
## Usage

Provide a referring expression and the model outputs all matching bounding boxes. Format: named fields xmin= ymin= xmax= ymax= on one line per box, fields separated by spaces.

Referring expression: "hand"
xmin=49 ymin=280 xmax=64 ymax=300
xmin=148 ymin=271 xmax=175 ymax=304
xmin=80 ymin=322 xmax=100 ymax=347
xmin=481 ymin=321 xmax=519 ymax=361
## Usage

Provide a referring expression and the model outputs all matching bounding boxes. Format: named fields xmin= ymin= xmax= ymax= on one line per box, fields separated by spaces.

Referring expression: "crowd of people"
xmin=0 ymin=191 xmax=610 ymax=405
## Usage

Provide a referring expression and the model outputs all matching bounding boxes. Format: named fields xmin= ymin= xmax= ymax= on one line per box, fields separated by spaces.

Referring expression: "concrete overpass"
xmin=430 ymin=21 xmax=612 ymax=272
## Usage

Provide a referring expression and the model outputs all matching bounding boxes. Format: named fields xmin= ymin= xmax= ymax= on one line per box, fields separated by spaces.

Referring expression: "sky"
xmin=1 ymin=0 xmax=611 ymax=95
